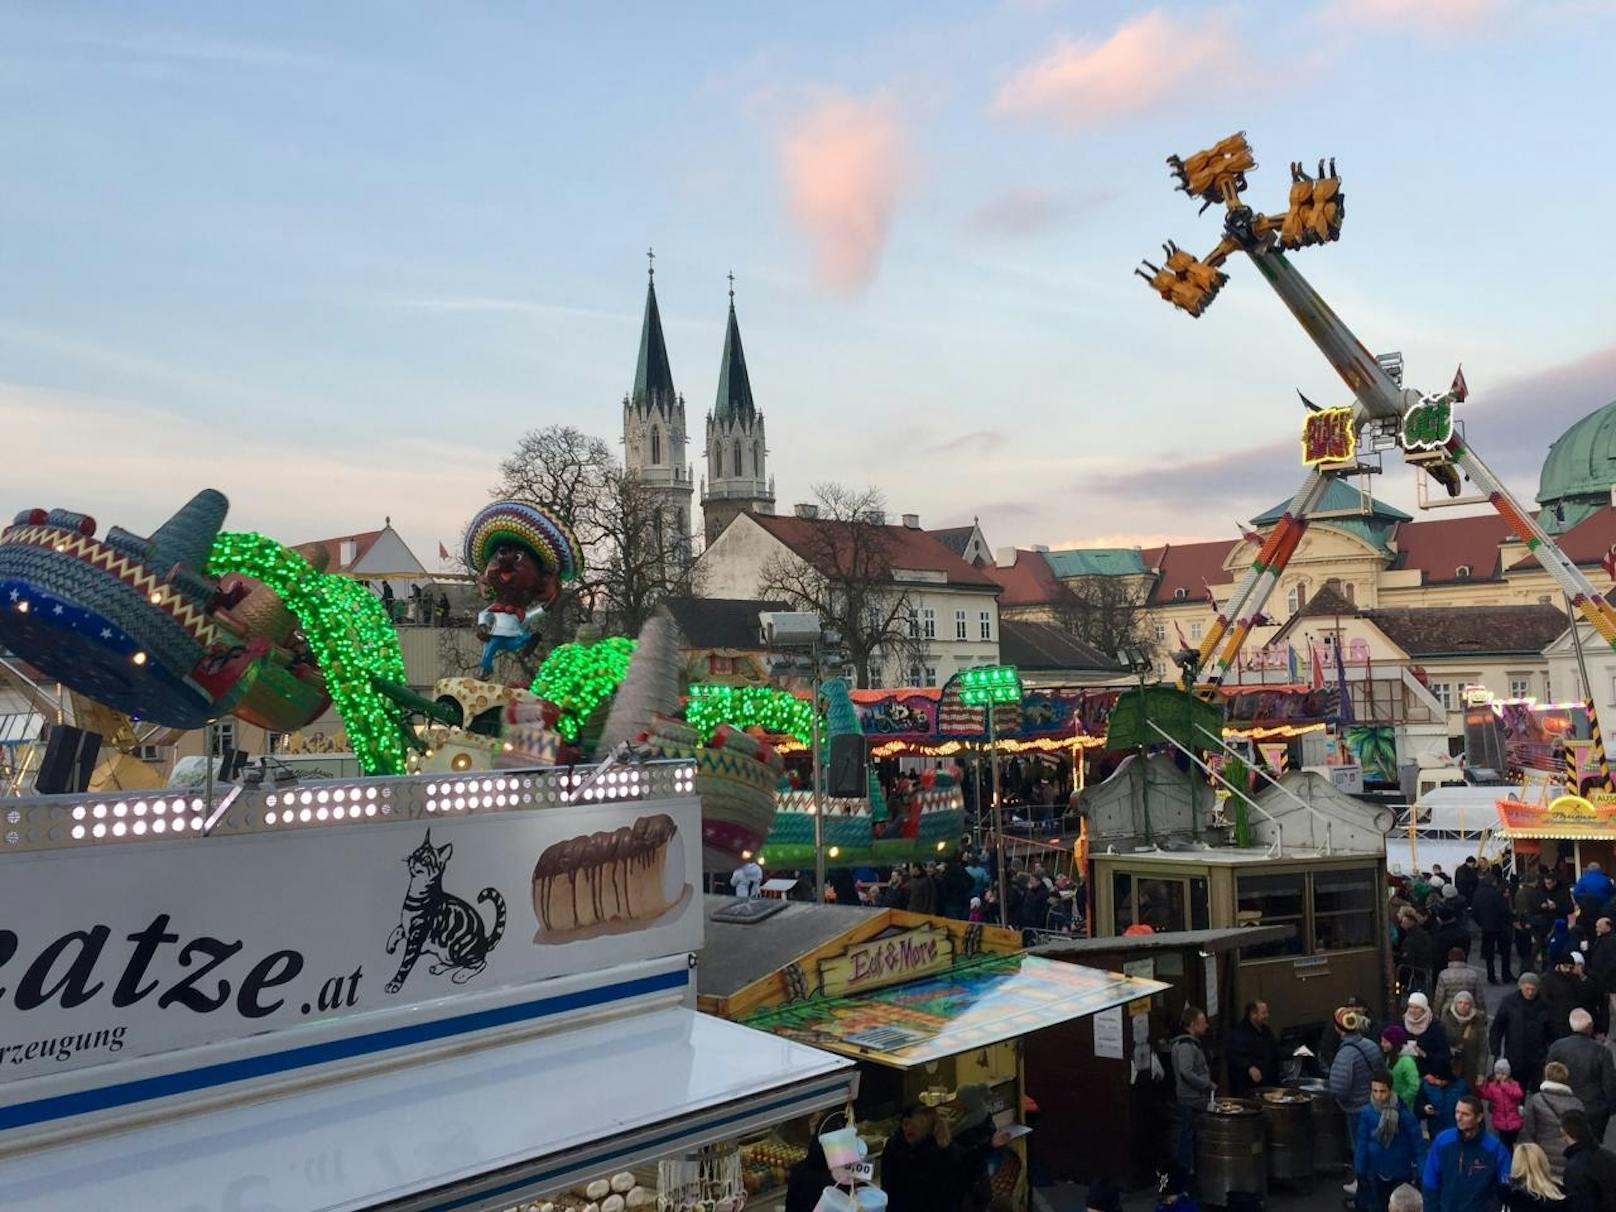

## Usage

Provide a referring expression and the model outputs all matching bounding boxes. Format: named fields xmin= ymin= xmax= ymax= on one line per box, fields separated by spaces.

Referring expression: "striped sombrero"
xmin=464 ymin=501 xmax=582 ymax=582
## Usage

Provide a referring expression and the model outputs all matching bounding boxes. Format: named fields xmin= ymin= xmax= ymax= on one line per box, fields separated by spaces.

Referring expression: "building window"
xmin=908 ymin=609 xmax=920 ymax=639
xmin=907 ymin=665 xmax=922 ymax=688
xmin=1153 ymin=622 xmax=1166 ymax=642
xmin=1429 ymin=682 xmax=1454 ymax=710
xmin=1285 ymin=586 xmax=1303 ymax=615
xmin=955 ymin=609 xmax=967 ymax=640
xmin=1344 ymin=582 xmax=1355 ymax=604
xmin=922 ymin=607 xmax=936 ymax=639
xmin=924 ymin=666 xmax=937 ymax=687
xmin=979 ymin=611 xmax=992 ymax=640
xmin=210 ymin=719 xmax=237 ymax=757
xmin=650 ymin=428 xmax=661 ymax=465
xmin=752 ymin=441 xmax=761 ymax=478
xmin=868 ymin=665 xmax=883 ymax=689
xmin=1173 ymin=587 xmax=1187 ymax=601
xmin=1189 ymin=621 xmax=1204 ymax=641
xmin=1509 ymin=676 xmax=1531 ymax=700
xmin=732 ymin=440 xmax=742 ymax=477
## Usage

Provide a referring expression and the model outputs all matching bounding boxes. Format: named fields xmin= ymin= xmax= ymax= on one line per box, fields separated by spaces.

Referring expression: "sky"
xmin=3 ymin=0 xmax=1615 ymax=568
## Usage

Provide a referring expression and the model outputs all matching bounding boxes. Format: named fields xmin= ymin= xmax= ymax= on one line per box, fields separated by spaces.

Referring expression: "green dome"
xmin=1538 ymin=400 xmax=1616 ymax=534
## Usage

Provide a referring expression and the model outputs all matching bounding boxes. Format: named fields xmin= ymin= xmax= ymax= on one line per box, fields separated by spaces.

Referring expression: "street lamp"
xmin=760 ymin=611 xmax=846 ymax=903
xmin=961 ymin=663 xmax=1021 ymax=926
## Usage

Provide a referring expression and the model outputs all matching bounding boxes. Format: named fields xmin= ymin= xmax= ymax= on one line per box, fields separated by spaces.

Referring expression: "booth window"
xmin=1113 ymin=871 xmax=1136 ymax=930
xmin=1313 ymin=867 xmax=1378 ymax=952
xmin=1113 ymin=873 xmax=1190 ymax=932
xmin=1190 ymin=876 xmax=1210 ymax=930
xmin=1236 ymin=872 xmax=1306 ymax=958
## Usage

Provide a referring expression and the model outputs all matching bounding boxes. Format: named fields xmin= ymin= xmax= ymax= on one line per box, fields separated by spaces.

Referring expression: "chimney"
xmin=994 ymin=546 xmax=1018 ymax=567
xmin=902 ymin=513 xmax=921 ymax=529
xmin=794 ymin=503 xmax=820 ymax=520
xmin=1033 ymin=544 xmax=1050 ymax=553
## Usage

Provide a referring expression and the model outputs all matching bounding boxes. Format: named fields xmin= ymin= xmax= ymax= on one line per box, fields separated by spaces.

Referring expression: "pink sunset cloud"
xmin=994 ymin=9 xmax=1247 ymax=130
xmin=778 ymin=92 xmax=914 ymax=294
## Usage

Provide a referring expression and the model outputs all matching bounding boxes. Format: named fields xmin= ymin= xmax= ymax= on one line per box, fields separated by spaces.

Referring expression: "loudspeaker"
xmin=35 ymin=724 xmax=102 ymax=795
xmin=827 ymin=733 xmax=866 ymax=799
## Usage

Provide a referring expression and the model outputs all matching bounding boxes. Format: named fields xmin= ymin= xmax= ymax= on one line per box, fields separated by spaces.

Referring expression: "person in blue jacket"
xmin=1422 ymin=1093 xmax=1512 ymax=1212
xmin=1356 ymin=1072 xmax=1426 ymax=1212
xmin=1420 ymin=1071 xmax=1473 ymax=1139
xmin=1573 ymin=862 xmax=1614 ymax=917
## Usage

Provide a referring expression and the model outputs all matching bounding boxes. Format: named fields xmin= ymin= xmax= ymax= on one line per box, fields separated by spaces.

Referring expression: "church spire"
xmin=713 ymin=274 xmax=755 ymax=426
xmin=632 ymin=250 xmax=677 ymax=414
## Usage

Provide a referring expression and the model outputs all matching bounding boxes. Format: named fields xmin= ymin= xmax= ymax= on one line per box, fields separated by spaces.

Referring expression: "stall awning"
xmin=0 ymin=1008 xmax=855 ymax=1212
xmin=1496 ymin=796 xmax=1616 ymax=840
xmin=743 ymin=954 xmax=1169 ymax=1068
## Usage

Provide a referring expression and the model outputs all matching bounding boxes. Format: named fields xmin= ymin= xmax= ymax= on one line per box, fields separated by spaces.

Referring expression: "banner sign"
xmin=0 ymin=797 xmax=701 ymax=1085
xmin=816 ymin=923 xmax=955 ymax=999
xmin=853 ymin=684 xmax=1119 ymax=743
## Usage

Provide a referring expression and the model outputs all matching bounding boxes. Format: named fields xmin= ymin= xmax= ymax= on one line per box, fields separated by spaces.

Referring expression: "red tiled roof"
xmin=1391 ymin=513 xmax=1511 ymax=583
xmin=1143 ymin=540 xmax=1235 ymax=606
xmin=750 ymin=514 xmax=1000 ymax=588
xmin=1513 ymin=506 xmax=1616 ymax=570
xmin=985 ymin=550 xmax=1064 ymax=605
xmin=293 ymin=529 xmax=384 ymax=573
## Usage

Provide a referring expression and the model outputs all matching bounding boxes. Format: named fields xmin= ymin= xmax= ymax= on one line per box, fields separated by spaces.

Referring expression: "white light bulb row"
xmin=70 ymin=814 xmax=203 ymax=842
xmin=264 ymin=803 xmax=384 ymax=827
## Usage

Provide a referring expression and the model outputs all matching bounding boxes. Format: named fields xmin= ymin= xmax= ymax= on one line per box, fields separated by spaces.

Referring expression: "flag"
xmin=1309 ymin=641 xmax=1325 ymax=691
xmin=1334 ymin=636 xmax=1355 ymax=723
xmin=438 ymin=541 xmax=451 ymax=563
xmin=1603 ymin=544 xmax=1616 ymax=584
xmin=1287 ymin=644 xmax=1299 ymax=684
xmin=1173 ymin=621 xmax=1190 ymax=650
xmin=1239 ymin=522 xmax=1262 ymax=544
xmin=1450 ymin=364 xmax=1468 ymax=402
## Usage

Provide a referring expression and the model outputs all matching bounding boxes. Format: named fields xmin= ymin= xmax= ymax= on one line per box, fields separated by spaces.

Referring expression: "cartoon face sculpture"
xmin=479 ymin=539 xmax=562 ymax=614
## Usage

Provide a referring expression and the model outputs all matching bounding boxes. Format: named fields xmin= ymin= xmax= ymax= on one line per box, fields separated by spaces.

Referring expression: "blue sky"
xmin=3 ymin=1 xmax=1614 ymax=566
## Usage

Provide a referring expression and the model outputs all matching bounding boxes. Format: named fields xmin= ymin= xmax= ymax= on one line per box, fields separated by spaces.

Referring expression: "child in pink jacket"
xmin=1476 ymin=1057 xmax=1524 ymax=1147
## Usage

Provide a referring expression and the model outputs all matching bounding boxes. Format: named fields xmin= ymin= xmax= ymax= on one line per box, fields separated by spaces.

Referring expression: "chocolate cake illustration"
xmin=531 ymin=813 xmax=687 ymax=941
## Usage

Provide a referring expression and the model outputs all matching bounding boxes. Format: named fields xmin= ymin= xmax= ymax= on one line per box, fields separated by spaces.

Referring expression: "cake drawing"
xmin=531 ymin=813 xmax=688 ymax=941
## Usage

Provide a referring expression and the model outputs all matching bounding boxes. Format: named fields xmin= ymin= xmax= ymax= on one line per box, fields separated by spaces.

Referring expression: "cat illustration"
xmin=385 ymin=830 xmax=506 ymax=994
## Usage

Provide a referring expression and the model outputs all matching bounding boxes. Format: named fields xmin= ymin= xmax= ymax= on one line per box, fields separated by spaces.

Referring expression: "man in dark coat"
xmin=1455 ymin=856 xmax=1481 ymax=903
xmin=1543 ymin=957 xmax=1586 ymax=1042
xmin=880 ymin=1105 xmax=957 ymax=1212
xmin=1491 ymin=972 xmax=1554 ymax=1090
xmin=1226 ymin=999 xmax=1281 ymax=1096
xmin=1472 ymin=871 xmax=1514 ymax=984
xmin=1589 ymin=917 xmax=1616 ymax=1032
xmin=1560 ymin=1108 xmax=1616 ymax=1212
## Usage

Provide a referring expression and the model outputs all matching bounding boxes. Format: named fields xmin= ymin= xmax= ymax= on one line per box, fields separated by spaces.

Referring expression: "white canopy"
xmin=0 ymin=1008 xmax=855 ymax=1211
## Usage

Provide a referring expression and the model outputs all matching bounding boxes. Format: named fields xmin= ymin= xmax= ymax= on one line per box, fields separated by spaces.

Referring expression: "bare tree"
xmin=753 ymin=483 xmax=928 ymax=687
xmin=492 ymin=424 xmax=698 ymax=642
xmin=1048 ymin=575 xmax=1156 ymax=661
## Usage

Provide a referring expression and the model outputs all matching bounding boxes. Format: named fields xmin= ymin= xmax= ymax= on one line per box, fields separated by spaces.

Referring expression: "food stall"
xmin=698 ymin=896 xmax=1167 ymax=1209
xmin=1496 ymin=793 xmax=1616 ymax=874
xmin=1089 ymin=848 xmax=1388 ymax=1034
xmin=0 ymin=762 xmax=857 ymax=1211
xmin=1025 ymin=927 xmax=1293 ymax=1187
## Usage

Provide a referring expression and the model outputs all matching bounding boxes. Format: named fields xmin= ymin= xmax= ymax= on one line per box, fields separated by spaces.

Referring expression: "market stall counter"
xmin=698 ymin=895 xmax=1167 ymax=1210
xmin=0 ymin=764 xmax=857 ymax=1212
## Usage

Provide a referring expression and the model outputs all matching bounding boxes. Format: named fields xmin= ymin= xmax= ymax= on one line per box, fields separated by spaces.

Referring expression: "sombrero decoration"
xmin=464 ymin=500 xmax=582 ymax=583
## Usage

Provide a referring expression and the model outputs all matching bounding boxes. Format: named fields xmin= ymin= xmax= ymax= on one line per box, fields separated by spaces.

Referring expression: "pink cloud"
xmin=778 ymin=92 xmax=913 ymax=294
xmin=994 ymin=10 xmax=1247 ymax=130
xmin=1318 ymin=0 xmax=1505 ymax=34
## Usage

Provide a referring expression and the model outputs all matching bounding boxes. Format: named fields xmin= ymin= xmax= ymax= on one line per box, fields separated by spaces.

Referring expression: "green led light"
xmin=960 ymin=663 xmax=1022 ymax=706
xmin=207 ymin=532 xmax=409 ymax=775
xmin=686 ymin=683 xmax=818 ymax=745
xmin=529 ymin=636 xmax=636 ymax=742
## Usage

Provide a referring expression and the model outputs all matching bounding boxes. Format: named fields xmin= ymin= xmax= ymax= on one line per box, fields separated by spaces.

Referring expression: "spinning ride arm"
xmin=1144 ymin=132 xmax=1616 ymax=693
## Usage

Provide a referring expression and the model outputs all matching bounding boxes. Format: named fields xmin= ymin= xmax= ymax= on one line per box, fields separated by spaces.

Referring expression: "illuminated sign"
xmin=1402 ymin=395 xmax=1454 ymax=452
xmin=1301 ymin=407 xmax=1356 ymax=465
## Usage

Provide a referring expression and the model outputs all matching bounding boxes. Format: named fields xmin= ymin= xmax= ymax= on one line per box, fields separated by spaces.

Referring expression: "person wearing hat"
xmin=1477 ymin=1058 xmax=1525 ymax=1149
xmin=1405 ymin=992 xmax=1454 ymax=1078
xmin=1443 ymin=990 xmax=1491 ymax=1089
xmin=463 ymin=500 xmax=582 ymax=677
xmin=1381 ymin=1024 xmax=1423 ymax=1110
xmin=1541 ymin=955 xmax=1586 ymax=1044
xmin=1332 ymin=1006 xmax=1385 ymax=1196
xmin=1492 ymin=974 xmax=1555 ymax=1092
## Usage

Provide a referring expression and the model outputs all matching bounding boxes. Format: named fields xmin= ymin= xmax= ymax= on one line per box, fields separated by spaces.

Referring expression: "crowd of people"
xmin=731 ymin=842 xmax=1086 ymax=936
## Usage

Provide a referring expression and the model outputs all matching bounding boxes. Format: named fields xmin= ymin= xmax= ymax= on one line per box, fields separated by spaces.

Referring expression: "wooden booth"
xmin=1090 ymin=847 xmax=1388 ymax=1034
xmin=1025 ymin=927 xmax=1292 ymax=1188
xmin=698 ymin=896 xmax=1165 ymax=1210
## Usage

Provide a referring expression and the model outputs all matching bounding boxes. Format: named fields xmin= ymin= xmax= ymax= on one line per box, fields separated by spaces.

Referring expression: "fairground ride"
xmin=1138 ymin=133 xmax=1616 ymax=708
